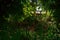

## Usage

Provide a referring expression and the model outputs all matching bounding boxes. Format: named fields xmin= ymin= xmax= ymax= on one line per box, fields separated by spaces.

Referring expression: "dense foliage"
xmin=0 ymin=0 xmax=60 ymax=40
